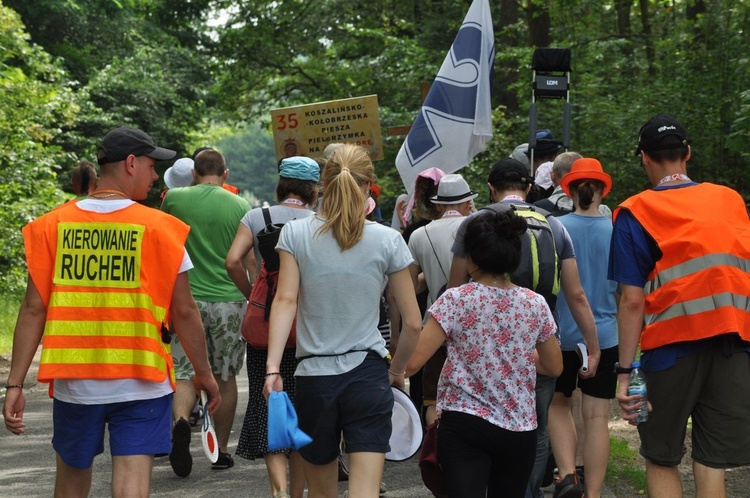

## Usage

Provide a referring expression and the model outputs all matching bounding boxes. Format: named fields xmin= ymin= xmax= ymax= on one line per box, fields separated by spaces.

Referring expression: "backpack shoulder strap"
xmin=534 ymin=198 xmax=555 ymax=213
xmin=480 ymin=202 xmax=511 ymax=215
xmin=254 ymin=260 xmax=281 ymax=322
xmin=423 ymin=226 xmax=448 ymax=282
xmin=261 ymin=206 xmax=273 ymax=226
xmin=511 ymin=203 xmax=551 ymax=218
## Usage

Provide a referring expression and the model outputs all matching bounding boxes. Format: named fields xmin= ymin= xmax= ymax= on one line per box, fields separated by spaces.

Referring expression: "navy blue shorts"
xmin=52 ymin=394 xmax=173 ymax=469
xmin=295 ymin=352 xmax=393 ymax=465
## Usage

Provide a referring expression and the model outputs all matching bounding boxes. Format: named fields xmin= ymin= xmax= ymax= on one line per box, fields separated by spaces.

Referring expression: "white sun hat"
xmin=385 ymin=386 xmax=424 ymax=462
xmin=164 ymin=157 xmax=195 ymax=189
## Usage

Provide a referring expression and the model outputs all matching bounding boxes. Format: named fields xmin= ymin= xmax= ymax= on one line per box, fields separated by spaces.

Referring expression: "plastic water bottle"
xmin=627 ymin=361 xmax=648 ymax=423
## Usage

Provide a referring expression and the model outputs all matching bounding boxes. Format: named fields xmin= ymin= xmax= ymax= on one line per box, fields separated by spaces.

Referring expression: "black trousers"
xmin=438 ymin=410 xmax=536 ymax=498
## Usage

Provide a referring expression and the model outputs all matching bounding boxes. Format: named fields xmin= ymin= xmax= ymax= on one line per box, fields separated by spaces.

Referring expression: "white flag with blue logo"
xmin=395 ymin=0 xmax=494 ymax=193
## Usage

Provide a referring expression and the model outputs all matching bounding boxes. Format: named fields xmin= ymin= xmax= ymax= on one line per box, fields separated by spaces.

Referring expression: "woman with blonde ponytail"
xmin=264 ymin=144 xmax=422 ymax=498
xmin=316 ymin=145 xmax=372 ymax=250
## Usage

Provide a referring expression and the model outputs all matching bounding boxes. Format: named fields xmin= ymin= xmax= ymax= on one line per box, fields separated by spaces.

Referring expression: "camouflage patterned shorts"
xmin=172 ymin=301 xmax=247 ymax=382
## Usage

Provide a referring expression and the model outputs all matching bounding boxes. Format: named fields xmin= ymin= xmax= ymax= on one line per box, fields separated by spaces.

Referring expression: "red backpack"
xmin=240 ymin=207 xmax=296 ymax=349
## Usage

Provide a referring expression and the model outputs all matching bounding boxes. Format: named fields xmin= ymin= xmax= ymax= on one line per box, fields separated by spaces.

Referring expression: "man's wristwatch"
xmin=614 ymin=362 xmax=634 ymax=375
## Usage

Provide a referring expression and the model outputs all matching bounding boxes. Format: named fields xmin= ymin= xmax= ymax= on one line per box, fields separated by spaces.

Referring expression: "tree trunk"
xmin=527 ymin=0 xmax=551 ymax=48
xmin=494 ymin=0 xmax=521 ymax=113
xmin=686 ymin=0 xmax=707 ymax=21
xmin=638 ymin=0 xmax=655 ymax=76
xmin=615 ymin=0 xmax=633 ymax=60
xmin=615 ymin=0 xmax=631 ymax=37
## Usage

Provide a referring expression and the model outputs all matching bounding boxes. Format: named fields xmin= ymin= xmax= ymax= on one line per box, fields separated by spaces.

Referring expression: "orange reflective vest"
xmin=23 ymin=201 xmax=190 ymax=387
xmin=616 ymin=183 xmax=750 ymax=350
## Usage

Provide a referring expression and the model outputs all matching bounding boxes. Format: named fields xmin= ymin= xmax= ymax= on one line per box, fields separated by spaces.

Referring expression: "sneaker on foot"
xmin=211 ymin=451 xmax=234 ymax=470
xmin=553 ymin=473 xmax=583 ymax=498
xmin=169 ymin=417 xmax=192 ymax=478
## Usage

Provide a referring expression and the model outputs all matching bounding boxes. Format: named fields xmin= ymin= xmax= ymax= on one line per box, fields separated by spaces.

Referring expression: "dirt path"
xmin=3 ymin=355 xmax=747 ymax=497
xmin=608 ymin=400 xmax=749 ymax=497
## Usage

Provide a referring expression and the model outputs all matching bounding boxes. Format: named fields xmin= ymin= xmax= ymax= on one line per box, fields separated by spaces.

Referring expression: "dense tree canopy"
xmin=211 ymin=0 xmax=750 ymax=210
xmin=2 ymin=0 xmax=750 ymax=293
xmin=0 ymin=5 xmax=76 ymax=293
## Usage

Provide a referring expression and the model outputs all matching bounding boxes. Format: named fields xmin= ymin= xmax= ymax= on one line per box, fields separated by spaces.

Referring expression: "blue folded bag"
xmin=267 ymin=391 xmax=313 ymax=451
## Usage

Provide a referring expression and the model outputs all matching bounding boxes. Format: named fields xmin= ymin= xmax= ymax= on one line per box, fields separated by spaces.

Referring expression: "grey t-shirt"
xmin=277 ymin=216 xmax=413 ymax=376
xmin=240 ymin=205 xmax=316 ymax=273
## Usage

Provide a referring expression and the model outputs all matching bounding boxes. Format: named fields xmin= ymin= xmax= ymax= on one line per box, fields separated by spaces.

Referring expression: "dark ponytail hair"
xmin=71 ymin=160 xmax=97 ymax=196
xmin=569 ymin=179 xmax=606 ymax=211
xmin=412 ymin=175 xmax=441 ymax=221
xmin=464 ymin=210 xmax=527 ymax=275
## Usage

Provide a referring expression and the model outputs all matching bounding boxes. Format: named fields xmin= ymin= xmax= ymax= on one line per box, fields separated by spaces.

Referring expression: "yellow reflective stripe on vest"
xmin=44 ymin=320 xmax=159 ymax=337
xmin=40 ymin=347 xmax=167 ymax=370
xmin=644 ymin=253 xmax=750 ymax=296
xmin=49 ymin=291 xmax=167 ymax=323
xmin=644 ymin=292 xmax=750 ymax=325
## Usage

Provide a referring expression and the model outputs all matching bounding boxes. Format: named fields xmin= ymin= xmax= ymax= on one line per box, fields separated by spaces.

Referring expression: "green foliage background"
xmin=2 ymin=0 xmax=750 ymax=295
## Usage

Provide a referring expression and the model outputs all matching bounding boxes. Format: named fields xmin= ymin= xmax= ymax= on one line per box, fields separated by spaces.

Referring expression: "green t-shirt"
xmin=161 ymin=183 xmax=250 ymax=302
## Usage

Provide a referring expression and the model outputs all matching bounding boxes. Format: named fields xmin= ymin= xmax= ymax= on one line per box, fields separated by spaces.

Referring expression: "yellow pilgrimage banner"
xmin=270 ymin=95 xmax=383 ymax=161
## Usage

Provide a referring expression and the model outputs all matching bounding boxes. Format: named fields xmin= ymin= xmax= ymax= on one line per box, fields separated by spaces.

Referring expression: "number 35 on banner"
xmin=270 ymin=95 xmax=383 ymax=162
xmin=275 ymin=113 xmax=299 ymax=131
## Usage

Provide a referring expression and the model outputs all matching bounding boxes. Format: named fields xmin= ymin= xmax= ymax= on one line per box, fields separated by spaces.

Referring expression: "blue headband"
xmin=279 ymin=156 xmax=320 ymax=182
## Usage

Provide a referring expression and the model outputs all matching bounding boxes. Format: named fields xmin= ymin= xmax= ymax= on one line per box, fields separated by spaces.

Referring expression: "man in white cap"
xmin=407 ymin=173 xmax=477 ymax=425
xmin=161 ymin=149 xmax=250 ymax=476
xmin=164 ymin=157 xmax=195 ymax=189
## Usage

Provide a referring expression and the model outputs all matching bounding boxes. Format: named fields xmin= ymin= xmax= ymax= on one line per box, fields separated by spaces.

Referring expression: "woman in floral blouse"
xmin=407 ymin=209 xmax=563 ymax=498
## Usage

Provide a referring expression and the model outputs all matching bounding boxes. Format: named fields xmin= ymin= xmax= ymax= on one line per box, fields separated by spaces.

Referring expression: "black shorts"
xmin=555 ymin=345 xmax=618 ymax=399
xmin=295 ymin=352 xmax=393 ymax=465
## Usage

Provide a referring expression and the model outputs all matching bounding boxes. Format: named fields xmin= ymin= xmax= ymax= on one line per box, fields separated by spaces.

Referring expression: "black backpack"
xmin=481 ymin=203 xmax=561 ymax=309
